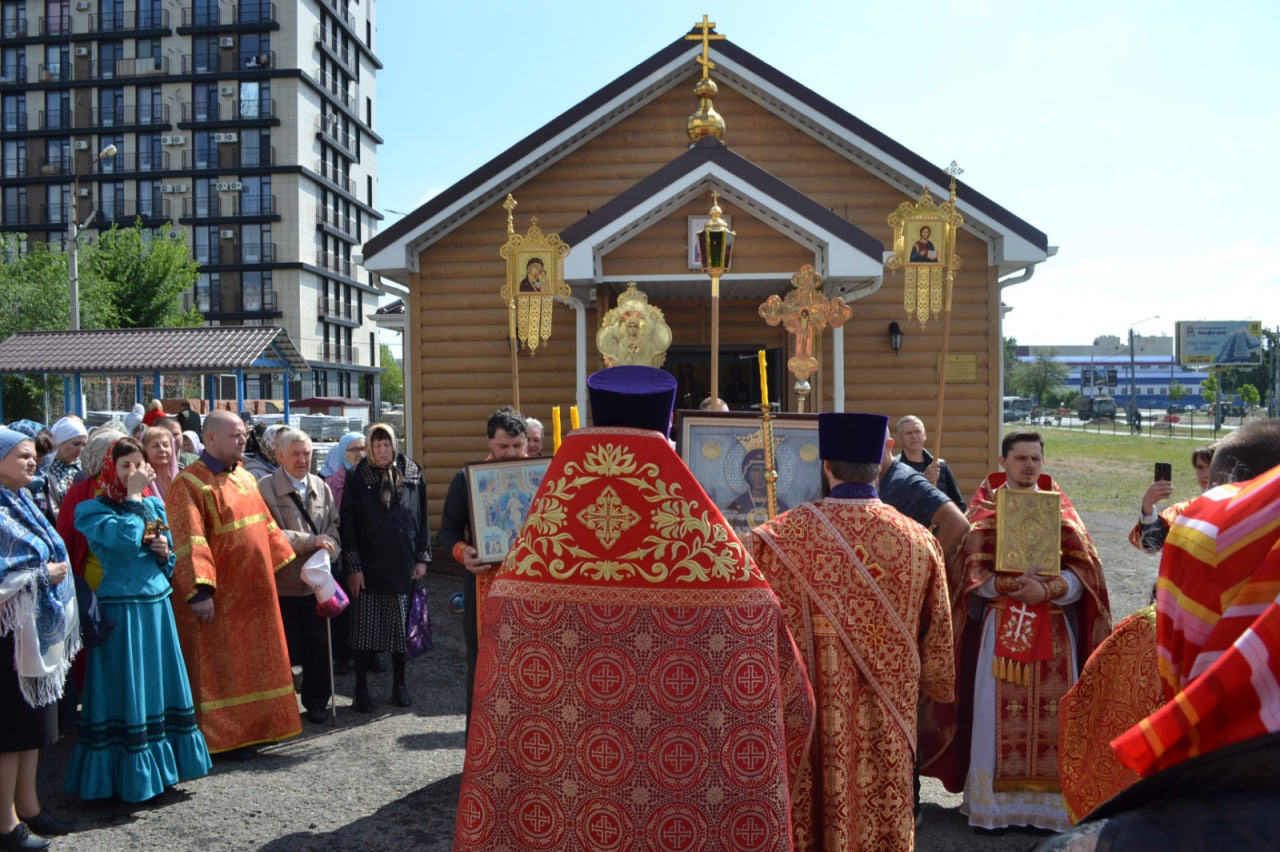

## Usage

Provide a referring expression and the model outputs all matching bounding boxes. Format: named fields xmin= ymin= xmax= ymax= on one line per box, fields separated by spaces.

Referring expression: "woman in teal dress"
xmin=64 ymin=438 xmax=211 ymax=802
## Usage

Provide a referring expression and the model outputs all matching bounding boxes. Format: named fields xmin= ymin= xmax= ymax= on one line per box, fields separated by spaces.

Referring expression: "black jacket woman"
xmin=340 ymin=424 xmax=429 ymax=713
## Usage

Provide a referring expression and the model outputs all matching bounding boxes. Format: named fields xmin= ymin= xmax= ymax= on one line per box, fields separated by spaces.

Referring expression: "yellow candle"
xmin=570 ymin=405 xmax=580 ymax=430
xmin=552 ymin=406 xmax=562 ymax=453
xmin=758 ymin=349 xmax=769 ymax=411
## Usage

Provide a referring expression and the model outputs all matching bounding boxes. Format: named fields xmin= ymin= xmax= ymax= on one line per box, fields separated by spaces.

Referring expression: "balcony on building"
xmin=318 ymin=297 xmax=358 ymax=323
xmin=37 ymin=62 xmax=72 ymax=83
xmin=316 ymin=206 xmax=358 ymax=240
xmin=180 ymin=2 xmax=277 ymax=29
xmin=1 ymin=16 xmax=27 ymax=39
xmin=181 ymin=194 xmax=277 ymax=219
xmin=88 ymin=8 xmax=170 ymax=35
xmin=315 ymin=159 xmax=358 ymax=196
xmin=315 ymin=23 xmax=356 ymax=73
xmin=86 ymin=103 xmax=171 ymax=132
xmin=39 ymin=14 xmax=73 ymax=37
xmin=314 ymin=115 xmax=357 ymax=156
xmin=182 ymin=146 xmax=276 ymax=170
xmin=179 ymin=98 xmax=277 ymax=124
xmin=0 ymin=62 xmax=26 ymax=86
xmin=316 ymin=249 xmax=353 ymax=278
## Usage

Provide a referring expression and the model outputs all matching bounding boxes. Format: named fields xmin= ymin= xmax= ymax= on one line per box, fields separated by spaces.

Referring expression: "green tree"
xmin=1169 ymin=381 xmax=1186 ymax=407
xmin=380 ymin=344 xmax=403 ymax=406
xmin=1008 ymin=349 xmax=1068 ymax=406
xmin=1003 ymin=336 xmax=1019 ymax=378
xmin=1240 ymin=383 xmax=1261 ymax=408
xmin=1200 ymin=373 xmax=1219 ymax=405
xmin=0 ymin=236 xmax=71 ymax=417
xmin=82 ymin=222 xmax=200 ymax=327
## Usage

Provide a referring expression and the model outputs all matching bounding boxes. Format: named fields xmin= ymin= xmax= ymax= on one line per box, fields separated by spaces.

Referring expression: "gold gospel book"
xmin=994 ymin=489 xmax=1061 ymax=575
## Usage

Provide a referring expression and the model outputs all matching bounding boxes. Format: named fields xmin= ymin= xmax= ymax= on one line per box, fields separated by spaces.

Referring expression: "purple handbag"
xmin=406 ymin=584 xmax=432 ymax=659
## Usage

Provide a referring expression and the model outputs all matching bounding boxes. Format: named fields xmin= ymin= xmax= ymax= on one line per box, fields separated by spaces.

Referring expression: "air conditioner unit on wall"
xmin=73 ymin=140 xmax=89 ymax=150
xmin=219 ymin=85 xmax=234 ymax=97
xmin=220 ymin=229 xmax=235 ymax=239
xmin=212 ymin=131 xmax=238 ymax=143
xmin=74 ymin=46 xmax=89 ymax=57
xmin=228 ymin=181 xmax=243 ymax=190
xmin=219 ymin=37 xmax=235 ymax=48
xmin=75 ymin=187 xmax=89 ymax=197
xmin=75 ymin=0 xmax=89 ymax=9
xmin=163 ymin=134 xmax=185 ymax=145
xmin=215 ymin=182 xmax=230 ymax=191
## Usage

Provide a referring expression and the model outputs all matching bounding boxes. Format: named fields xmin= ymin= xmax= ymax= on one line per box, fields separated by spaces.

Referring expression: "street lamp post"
xmin=68 ymin=143 xmax=118 ymax=330
xmin=1128 ymin=314 xmax=1159 ymax=424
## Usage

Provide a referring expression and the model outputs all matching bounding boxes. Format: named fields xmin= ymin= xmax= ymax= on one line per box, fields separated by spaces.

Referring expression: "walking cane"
xmin=326 ymin=618 xmax=337 ymax=726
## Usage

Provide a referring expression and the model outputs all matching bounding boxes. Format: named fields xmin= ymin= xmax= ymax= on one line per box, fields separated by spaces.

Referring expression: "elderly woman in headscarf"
xmin=140 ymin=426 xmax=179 ymax=500
xmin=46 ymin=416 xmax=89 ymax=516
xmin=55 ymin=430 xmax=129 ymax=593
xmin=322 ymin=432 xmax=366 ymax=509
xmin=242 ymin=423 xmax=286 ymax=481
xmin=339 ymin=424 xmax=430 ymax=712
xmin=0 ymin=427 xmax=79 ymax=849
xmin=181 ymin=431 xmax=203 ymax=459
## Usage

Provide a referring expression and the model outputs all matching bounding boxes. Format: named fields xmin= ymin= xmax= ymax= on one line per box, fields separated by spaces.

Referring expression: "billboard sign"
xmin=1176 ymin=321 xmax=1264 ymax=366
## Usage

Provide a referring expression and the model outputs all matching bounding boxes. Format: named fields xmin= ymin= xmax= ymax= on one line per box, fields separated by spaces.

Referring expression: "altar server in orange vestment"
xmin=748 ymin=412 xmax=955 ymax=851
xmin=454 ymin=366 xmax=814 ymax=851
xmin=166 ymin=409 xmax=301 ymax=753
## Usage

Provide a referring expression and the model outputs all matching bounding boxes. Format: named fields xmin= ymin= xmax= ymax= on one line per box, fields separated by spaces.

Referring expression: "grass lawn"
xmin=1018 ymin=426 xmax=1217 ymax=514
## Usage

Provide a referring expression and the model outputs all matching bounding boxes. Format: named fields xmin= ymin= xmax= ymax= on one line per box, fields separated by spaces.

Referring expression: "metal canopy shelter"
xmin=0 ymin=326 xmax=310 ymax=420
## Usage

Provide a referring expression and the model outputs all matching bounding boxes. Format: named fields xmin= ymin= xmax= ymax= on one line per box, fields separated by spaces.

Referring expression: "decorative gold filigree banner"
xmin=885 ymin=166 xmax=965 ymax=328
xmin=498 ymin=194 xmax=571 ymax=355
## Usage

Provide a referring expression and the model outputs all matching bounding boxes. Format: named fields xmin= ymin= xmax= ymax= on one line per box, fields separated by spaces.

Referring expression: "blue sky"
xmin=370 ymin=0 xmax=1278 ymax=350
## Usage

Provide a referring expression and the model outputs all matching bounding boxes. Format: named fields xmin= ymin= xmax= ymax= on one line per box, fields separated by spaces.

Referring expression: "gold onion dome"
xmin=687 ymin=77 xmax=725 ymax=142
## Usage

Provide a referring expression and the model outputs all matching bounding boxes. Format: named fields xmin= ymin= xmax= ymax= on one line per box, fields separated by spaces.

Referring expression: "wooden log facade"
xmin=367 ymin=34 xmax=1049 ymax=516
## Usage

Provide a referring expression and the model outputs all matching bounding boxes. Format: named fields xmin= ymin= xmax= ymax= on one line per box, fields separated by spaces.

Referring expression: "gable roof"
xmin=560 ymin=137 xmax=884 ymax=302
xmin=364 ymin=28 xmax=1049 ymax=282
xmin=0 ymin=326 xmax=309 ymax=375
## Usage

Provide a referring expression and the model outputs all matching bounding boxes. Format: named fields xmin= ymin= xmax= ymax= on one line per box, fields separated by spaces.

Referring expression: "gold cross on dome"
xmin=685 ymin=15 xmax=725 ymax=80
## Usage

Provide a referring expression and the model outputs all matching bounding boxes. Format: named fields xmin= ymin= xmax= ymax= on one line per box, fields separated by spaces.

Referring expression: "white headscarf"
xmin=50 ymin=416 xmax=87 ymax=446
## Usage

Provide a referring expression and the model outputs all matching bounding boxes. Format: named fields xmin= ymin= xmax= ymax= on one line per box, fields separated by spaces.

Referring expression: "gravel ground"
xmin=35 ymin=510 xmax=1156 ymax=852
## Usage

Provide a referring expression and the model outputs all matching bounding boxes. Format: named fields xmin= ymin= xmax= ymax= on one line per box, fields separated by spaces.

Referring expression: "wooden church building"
xmin=362 ymin=21 xmax=1051 ymax=509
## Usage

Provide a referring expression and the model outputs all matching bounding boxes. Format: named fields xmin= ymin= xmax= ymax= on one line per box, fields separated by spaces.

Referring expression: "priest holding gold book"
xmin=921 ymin=430 xmax=1111 ymax=833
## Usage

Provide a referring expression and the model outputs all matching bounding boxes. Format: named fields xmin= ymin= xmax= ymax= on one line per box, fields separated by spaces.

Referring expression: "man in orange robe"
xmin=454 ymin=366 xmax=814 ymax=851
xmin=166 ymin=410 xmax=301 ymax=754
xmin=748 ymin=412 xmax=955 ymax=851
xmin=923 ymin=430 xmax=1111 ymax=831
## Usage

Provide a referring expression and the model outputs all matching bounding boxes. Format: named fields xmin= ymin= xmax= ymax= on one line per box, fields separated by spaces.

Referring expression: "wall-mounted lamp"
xmin=888 ymin=321 xmax=904 ymax=355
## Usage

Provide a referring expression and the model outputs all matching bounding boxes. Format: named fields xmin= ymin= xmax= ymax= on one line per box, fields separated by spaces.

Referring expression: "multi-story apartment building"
xmin=0 ymin=0 xmax=382 ymax=404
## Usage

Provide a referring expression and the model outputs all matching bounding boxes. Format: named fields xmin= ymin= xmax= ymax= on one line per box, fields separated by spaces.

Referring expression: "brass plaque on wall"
xmin=936 ymin=353 xmax=978 ymax=383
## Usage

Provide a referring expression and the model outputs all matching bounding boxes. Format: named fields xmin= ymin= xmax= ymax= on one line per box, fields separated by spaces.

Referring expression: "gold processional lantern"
xmin=696 ymin=192 xmax=736 ymax=405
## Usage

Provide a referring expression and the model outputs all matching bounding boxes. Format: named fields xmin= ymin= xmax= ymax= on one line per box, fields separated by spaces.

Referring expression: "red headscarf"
xmin=97 ymin=440 xmax=131 ymax=503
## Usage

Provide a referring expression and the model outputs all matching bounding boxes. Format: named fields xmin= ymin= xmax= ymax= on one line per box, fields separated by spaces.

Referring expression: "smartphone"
xmin=1154 ymin=462 xmax=1172 ymax=482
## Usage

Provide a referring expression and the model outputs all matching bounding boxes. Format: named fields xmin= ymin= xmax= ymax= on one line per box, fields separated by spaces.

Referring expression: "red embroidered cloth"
xmin=748 ymin=498 xmax=954 ymax=851
xmin=1113 ymin=466 xmax=1280 ymax=776
xmin=455 ymin=428 xmax=814 ymax=851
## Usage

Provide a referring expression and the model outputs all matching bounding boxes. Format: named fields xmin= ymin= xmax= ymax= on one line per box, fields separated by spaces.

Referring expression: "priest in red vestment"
xmin=166 ymin=410 xmax=301 ymax=753
xmin=454 ymin=366 xmax=814 ymax=851
xmin=748 ymin=412 xmax=955 ymax=851
xmin=922 ymin=430 xmax=1111 ymax=831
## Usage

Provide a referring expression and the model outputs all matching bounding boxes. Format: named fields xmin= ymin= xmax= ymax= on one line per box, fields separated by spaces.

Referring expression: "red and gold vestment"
xmin=455 ymin=428 xmax=814 ymax=851
xmin=749 ymin=496 xmax=954 ymax=851
xmin=922 ymin=473 xmax=1111 ymax=827
xmin=1058 ymin=604 xmax=1162 ymax=822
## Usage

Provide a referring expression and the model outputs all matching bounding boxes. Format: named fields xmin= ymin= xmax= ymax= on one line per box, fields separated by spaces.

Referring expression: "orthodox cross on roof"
xmin=685 ymin=15 xmax=725 ymax=80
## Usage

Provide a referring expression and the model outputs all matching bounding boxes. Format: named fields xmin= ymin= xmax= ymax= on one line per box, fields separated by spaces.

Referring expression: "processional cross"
xmin=685 ymin=15 xmax=725 ymax=80
xmin=758 ymin=265 xmax=852 ymax=412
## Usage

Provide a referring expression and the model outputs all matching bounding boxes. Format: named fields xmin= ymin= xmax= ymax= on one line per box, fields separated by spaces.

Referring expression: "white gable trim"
xmin=563 ymin=161 xmax=883 ymax=294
